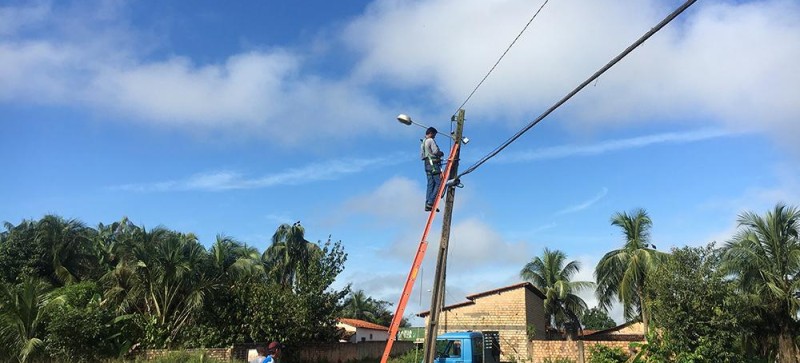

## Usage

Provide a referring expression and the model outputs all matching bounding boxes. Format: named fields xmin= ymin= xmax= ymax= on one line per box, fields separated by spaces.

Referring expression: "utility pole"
xmin=422 ymin=109 xmax=465 ymax=363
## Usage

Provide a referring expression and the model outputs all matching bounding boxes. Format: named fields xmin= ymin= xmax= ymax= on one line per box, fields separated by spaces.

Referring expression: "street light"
xmin=396 ymin=114 xmax=470 ymax=144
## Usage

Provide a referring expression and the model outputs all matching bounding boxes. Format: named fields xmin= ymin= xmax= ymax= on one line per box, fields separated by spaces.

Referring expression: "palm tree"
xmin=103 ymin=227 xmax=211 ymax=347
xmin=35 ymin=215 xmax=97 ymax=286
xmin=595 ymin=208 xmax=662 ymax=335
xmin=520 ymin=248 xmax=593 ymax=333
xmin=0 ymin=278 xmax=64 ymax=362
xmin=341 ymin=290 xmax=379 ymax=322
xmin=722 ymin=203 xmax=800 ymax=363
xmin=209 ymin=235 xmax=263 ymax=282
xmin=263 ymin=222 xmax=322 ymax=288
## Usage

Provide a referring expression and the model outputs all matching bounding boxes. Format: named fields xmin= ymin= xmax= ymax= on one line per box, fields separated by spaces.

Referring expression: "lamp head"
xmin=396 ymin=114 xmax=412 ymax=126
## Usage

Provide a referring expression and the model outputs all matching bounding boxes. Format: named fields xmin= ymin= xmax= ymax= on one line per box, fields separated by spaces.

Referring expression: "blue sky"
xmin=1 ymin=0 xmax=799 ymax=325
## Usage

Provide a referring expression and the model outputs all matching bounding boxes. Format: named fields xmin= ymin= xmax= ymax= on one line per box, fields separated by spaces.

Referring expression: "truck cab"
xmin=432 ymin=331 xmax=499 ymax=363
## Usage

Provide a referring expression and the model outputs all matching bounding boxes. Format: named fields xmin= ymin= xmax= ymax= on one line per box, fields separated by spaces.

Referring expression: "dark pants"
xmin=424 ymin=162 xmax=442 ymax=207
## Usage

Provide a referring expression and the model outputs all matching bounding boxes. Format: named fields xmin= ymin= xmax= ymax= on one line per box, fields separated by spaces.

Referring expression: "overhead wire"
xmin=457 ymin=0 xmax=698 ymax=179
xmin=452 ymin=0 xmax=550 ymax=117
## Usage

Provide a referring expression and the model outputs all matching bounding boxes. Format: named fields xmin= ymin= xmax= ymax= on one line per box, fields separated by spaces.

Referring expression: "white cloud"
xmin=556 ymin=188 xmax=608 ymax=216
xmin=113 ymin=154 xmax=402 ymax=192
xmin=3 ymin=0 xmax=799 ymax=149
xmin=0 ymin=1 xmax=393 ymax=146
xmin=0 ymin=2 xmax=50 ymax=36
xmin=343 ymin=176 xmax=423 ymax=222
xmin=497 ymin=128 xmax=734 ymax=163
xmin=344 ymin=0 xmax=800 ymax=148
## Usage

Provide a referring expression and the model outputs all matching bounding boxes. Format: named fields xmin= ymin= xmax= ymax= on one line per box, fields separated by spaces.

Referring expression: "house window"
xmin=370 ymin=333 xmax=373 ymax=340
xmin=361 ymin=337 xmax=366 ymax=342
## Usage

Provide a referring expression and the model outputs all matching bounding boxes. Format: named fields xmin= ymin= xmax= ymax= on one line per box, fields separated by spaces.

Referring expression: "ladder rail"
xmin=379 ymin=142 xmax=460 ymax=363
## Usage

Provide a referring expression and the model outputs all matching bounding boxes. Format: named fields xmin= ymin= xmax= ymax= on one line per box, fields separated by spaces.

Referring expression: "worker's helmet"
xmin=426 ymin=127 xmax=438 ymax=135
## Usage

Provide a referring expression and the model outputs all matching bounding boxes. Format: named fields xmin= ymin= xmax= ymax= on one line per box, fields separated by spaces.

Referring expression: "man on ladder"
xmin=421 ymin=127 xmax=445 ymax=212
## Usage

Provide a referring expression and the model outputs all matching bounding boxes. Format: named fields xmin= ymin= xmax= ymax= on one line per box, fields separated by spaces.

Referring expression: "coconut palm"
xmin=103 ymin=227 xmax=211 ymax=347
xmin=0 ymin=278 xmax=64 ymax=362
xmin=520 ymin=248 xmax=593 ymax=332
xmin=263 ymin=222 xmax=322 ymax=288
xmin=595 ymin=208 xmax=663 ymax=335
xmin=341 ymin=290 xmax=379 ymax=322
xmin=722 ymin=203 xmax=800 ymax=363
xmin=35 ymin=215 xmax=97 ymax=286
xmin=209 ymin=235 xmax=263 ymax=282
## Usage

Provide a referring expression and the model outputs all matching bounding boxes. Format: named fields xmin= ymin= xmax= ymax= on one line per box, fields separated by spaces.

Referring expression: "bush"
xmin=44 ymin=282 xmax=135 ymax=362
xmin=587 ymin=344 xmax=628 ymax=363
xmin=543 ymin=358 xmax=575 ymax=363
xmin=136 ymin=351 xmax=226 ymax=363
xmin=388 ymin=348 xmax=423 ymax=363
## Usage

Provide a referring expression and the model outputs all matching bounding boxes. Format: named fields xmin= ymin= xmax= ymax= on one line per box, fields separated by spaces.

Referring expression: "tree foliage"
xmin=340 ymin=289 xmax=407 ymax=328
xmin=581 ymin=307 xmax=616 ymax=331
xmin=587 ymin=344 xmax=628 ymax=363
xmin=645 ymin=244 xmax=754 ymax=362
xmin=0 ymin=216 xmax=349 ymax=360
xmin=521 ymin=248 xmax=593 ymax=332
xmin=595 ymin=209 xmax=664 ymax=335
xmin=722 ymin=203 xmax=800 ymax=363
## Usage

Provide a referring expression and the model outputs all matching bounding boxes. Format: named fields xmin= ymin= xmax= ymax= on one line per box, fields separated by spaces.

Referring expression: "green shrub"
xmin=543 ymin=358 xmax=576 ymax=363
xmin=388 ymin=348 xmax=423 ymax=363
xmin=136 ymin=351 xmax=226 ymax=363
xmin=587 ymin=344 xmax=628 ymax=363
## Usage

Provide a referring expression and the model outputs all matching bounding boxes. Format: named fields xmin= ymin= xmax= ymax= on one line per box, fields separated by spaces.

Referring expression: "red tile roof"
xmin=338 ymin=318 xmax=389 ymax=331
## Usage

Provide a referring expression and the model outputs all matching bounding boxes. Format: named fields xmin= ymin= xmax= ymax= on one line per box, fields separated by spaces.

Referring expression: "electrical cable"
xmin=457 ymin=0 xmax=698 ymax=179
xmin=452 ymin=0 xmax=550 ymax=117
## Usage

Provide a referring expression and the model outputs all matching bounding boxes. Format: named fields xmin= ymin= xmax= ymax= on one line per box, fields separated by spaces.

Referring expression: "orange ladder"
xmin=380 ymin=142 xmax=460 ymax=363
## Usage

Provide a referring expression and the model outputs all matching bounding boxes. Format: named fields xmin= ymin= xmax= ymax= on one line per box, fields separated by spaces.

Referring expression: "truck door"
xmin=434 ymin=339 xmax=465 ymax=363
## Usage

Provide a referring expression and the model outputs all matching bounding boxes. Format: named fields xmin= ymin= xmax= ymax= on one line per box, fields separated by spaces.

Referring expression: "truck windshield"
xmin=435 ymin=339 xmax=462 ymax=358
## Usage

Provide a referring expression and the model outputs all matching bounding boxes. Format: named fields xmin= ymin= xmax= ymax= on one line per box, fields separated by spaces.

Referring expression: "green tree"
xmin=595 ymin=209 xmax=663 ymax=335
xmin=722 ymin=203 xmax=800 ymax=363
xmin=182 ymin=236 xmax=262 ymax=347
xmin=248 ymin=238 xmax=348 ymax=344
xmin=646 ymin=244 xmax=753 ymax=362
xmin=588 ymin=344 xmax=628 ymax=363
xmin=581 ymin=307 xmax=616 ymax=330
xmin=340 ymin=289 xmax=405 ymax=327
xmin=0 ymin=278 xmax=63 ymax=362
xmin=43 ymin=281 xmax=133 ymax=362
xmin=34 ymin=215 xmax=99 ymax=286
xmin=0 ymin=220 xmax=39 ymax=284
xmin=341 ymin=290 xmax=380 ymax=321
xmin=521 ymin=248 xmax=593 ymax=332
xmin=263 ymin=222 xmax=322 ymax=288
xmin=103 ymin=227 xmax=211 ymax=348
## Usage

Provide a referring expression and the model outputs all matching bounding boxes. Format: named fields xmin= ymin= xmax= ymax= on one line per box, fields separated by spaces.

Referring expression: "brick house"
xmin=418 ymin=282 xmax=548 ymax=362
xmin=337 ymin=318 xmax=390 ymax=343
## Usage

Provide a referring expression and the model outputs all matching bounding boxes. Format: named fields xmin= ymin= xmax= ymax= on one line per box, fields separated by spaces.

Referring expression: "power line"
xmin=458 ymin=0 xmax=698 ymax=179
xmin=452 ymin=0 xmax=550 ymax=117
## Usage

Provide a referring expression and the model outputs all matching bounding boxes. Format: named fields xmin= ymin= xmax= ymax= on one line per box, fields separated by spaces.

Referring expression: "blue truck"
xmin=431 ymin=331 xmax=500 ymax=363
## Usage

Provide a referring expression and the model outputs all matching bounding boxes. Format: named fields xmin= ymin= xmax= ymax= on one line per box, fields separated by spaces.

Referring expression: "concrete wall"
xmin=353 ymin=328 xmax=389 ymax=343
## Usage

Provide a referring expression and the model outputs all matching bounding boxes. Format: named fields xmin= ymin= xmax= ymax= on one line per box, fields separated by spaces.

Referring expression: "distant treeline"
xmin=0 ymin=216 xmax=349 ymax=362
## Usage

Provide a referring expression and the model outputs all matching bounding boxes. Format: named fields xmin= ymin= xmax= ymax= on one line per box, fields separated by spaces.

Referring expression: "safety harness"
xmin=421 ymin=138 xmax=442 ymax=175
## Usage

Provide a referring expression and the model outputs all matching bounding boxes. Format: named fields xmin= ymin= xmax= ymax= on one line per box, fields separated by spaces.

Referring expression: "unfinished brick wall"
xmin=139 ymin=347 xmax=232 ymax=360
xmin=284 ymin=341 xmax=415 ymax=363
xmin=140 ymin=341 xmax=415 ymax=362
xmin=529 ymin=340 xmax=640 ymax=363
xmin=424 ymin=287 xmax=546 ymax=362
